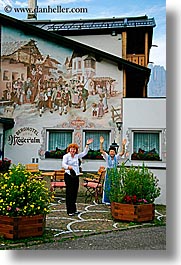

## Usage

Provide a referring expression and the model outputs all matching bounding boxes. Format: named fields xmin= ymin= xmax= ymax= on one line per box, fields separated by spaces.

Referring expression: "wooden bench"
xmin=25 ymin=163 xmax=43 ymax=180
xmin=41 ymin=171 xmax=55 ymax=181
xmin=25 ymin=163 xmax=39 ymax=173
xmin=50 ymin=169 xmax=66 ymax=192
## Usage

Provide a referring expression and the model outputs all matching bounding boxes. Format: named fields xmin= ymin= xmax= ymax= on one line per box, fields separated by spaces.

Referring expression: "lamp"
xmin=116 ymin=121 xmax=123 ymax=133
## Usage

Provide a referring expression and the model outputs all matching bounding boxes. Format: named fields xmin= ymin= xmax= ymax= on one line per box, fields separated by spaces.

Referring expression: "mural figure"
xmin=92 ymin=102 xmax=98 ymax=117
xmin=22 ymin=77 xmax=34 ymax=104
xmin=56 ymin=86 xmax=64 ymax=115
xmin=47 ymin=87 xmax=52 ymax=111
xmin=64 ymin=84 xmax=72 ymax=114
xmin=38 ymin=87 xmax=46 ymax=117
xmin=98 ymin=98 xmax=104 ymax=118
xmin=72 ymin=85 xmax=79 ymax=105
xmin=76 ymin=83 xmax=89 ymax=112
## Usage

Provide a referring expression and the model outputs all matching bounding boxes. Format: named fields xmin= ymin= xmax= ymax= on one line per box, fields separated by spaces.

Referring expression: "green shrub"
xmin=108 ymin=163 xmax=161 ymax=204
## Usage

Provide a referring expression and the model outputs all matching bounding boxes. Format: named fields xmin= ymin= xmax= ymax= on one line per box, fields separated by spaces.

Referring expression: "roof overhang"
xmin=25 ymin=15 xmax=156 ymax=33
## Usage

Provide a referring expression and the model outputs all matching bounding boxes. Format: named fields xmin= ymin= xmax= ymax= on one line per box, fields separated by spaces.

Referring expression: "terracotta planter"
xmin=0 ymin=214 xmax=46 ymax=239
xmin=111 ymin=202 xmax=155 ymax=222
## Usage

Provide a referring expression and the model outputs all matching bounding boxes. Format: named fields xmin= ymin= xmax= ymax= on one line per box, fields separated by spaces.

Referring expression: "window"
xmin=83 ymin=130 xmax=110 ymax=159
xmin=78 ymin=60 xmax=82 ymax=69
xmin=84 ymin=130 xmax=110 ymax=151
xmin=133 ymin=132 xmax=159 ymax=153
xmin=127 ymin=30 xmax=145 ymax=54
xmin=73 ymin=61 xmax=76 ymax=70
xmin=84 ymin=59 xmax=95 ymax=69
xmin=45 ymin=130 xmax=73 ymax=159
xmin=3 ymin=70 xmax=10 ymax=81
xmin=132 ymin=131 xmax=161 ymax=161
xmin=47 ymin=130 xmax=72 ymax=150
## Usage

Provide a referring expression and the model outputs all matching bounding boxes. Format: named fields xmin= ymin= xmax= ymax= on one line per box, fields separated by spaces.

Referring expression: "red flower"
xmin=132 ymin=195 xmax=137 ymax=203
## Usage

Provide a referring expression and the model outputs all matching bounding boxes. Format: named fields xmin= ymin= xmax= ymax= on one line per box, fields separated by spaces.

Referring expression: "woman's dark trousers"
xmin=64 ymin=173 xmax=79 ymax=214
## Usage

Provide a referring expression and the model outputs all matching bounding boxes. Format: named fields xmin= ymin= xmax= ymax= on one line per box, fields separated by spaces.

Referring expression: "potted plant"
xmin=0 ymin=163 xmax=53 ymax=239
xmin=107 ymin=163 xmax=161 ymax=222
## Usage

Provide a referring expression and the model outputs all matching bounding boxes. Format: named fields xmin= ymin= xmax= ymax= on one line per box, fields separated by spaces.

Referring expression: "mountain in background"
xmin=148 ymin=64 xmax=166 ymax=97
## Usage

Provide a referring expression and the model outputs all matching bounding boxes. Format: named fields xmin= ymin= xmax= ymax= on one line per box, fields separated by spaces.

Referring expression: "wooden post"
xmin=122 ymin=32 xmax=127 ymax=59
xmin=145 ymin=32 xmax=149 ymax=67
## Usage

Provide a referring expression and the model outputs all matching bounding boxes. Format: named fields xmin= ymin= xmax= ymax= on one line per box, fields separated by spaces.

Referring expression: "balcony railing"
xmin=126 ymin=54 xmax=145 ymax=67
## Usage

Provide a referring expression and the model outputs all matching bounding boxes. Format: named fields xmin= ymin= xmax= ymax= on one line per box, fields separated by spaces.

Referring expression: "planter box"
xmin=111 ymin=202 xmax=155 ymax=222
xmin=0 ymin=214 xmax=46 ymax=239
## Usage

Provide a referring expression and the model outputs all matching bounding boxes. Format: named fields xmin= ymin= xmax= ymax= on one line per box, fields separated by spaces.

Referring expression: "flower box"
xmin=45 ymin=149 xmax=66 ymax=159
xmin=111 ymin=202 xmax=155 ymax=222
xmin=84 ymin=149 xmax=104 ymax=160
xmin=131 ymin=148 xmax=161 ymax=161
xmin=0 ymin=214 xmax=46 ymax=239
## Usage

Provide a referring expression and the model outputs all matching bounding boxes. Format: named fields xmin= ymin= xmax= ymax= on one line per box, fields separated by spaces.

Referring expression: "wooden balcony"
xmin=126 ymin=54 xmax=146 ymax=67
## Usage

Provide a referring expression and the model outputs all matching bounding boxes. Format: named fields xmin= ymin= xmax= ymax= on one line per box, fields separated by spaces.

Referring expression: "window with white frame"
xmin=45 ymin=129 xmax=73 ymax=159
xmin=84 ymin=130 xmax=110 ymax=151
xmin=131 ymin=131 xmax=161 ymax=161
xmin=47 ymin=130 xmax=73 ymax=150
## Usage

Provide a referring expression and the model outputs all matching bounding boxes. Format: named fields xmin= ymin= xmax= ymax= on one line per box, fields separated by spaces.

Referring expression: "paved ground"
xmin=0 ymin=194 xmax=166 ymax=250
xmin=17 ymin=226 xmax=166 ymax=250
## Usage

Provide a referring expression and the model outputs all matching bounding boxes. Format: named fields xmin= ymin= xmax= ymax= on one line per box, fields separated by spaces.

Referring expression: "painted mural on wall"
xmin=0 ymin=25 xmax=123 ymax=163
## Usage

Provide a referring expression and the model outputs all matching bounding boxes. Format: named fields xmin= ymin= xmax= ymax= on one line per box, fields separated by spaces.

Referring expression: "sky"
xmin=0 ymin=0 xmax=166 ymax=68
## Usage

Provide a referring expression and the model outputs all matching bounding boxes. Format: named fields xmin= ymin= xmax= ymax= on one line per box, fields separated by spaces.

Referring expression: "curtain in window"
xmin=49 ymin=131 xmax=72 ymax=150
xmin=133 ymin=132 xmax=159 ymax=153
xmin=85 ymin=131 xmax=109 ymax=151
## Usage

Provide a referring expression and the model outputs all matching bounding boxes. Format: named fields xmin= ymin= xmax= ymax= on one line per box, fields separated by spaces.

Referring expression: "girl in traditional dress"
xmin=100 ymin=136 xmax=126 ymax=205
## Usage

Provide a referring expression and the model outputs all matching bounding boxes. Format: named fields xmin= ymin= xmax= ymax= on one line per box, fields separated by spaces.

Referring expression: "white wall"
xmin=122 ymin=98 xmax=166 ymax=129
xmin=121 ymin=98 xmax=166 ymax=205
xmin=122 ymin=97 xmax=166 ymax=164
xmin=67 ymin=34 xmax=122 ymax=58
xmin=152 ymin=168 xmax=166 ymax=205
